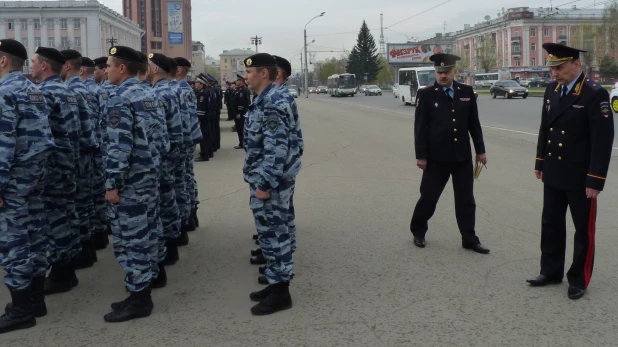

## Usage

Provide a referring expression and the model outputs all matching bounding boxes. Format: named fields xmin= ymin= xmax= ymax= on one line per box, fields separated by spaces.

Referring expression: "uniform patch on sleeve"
xmin=66 ymin=95 xmax=77 ymax=105
xmin=266 ymin=114 xmax=278 ymax=131
xmin=142 ymin=100 xmax=158 ymax=111
xmin=28 ymin=93 xmax=45 ymax=104
xmin=601 ymin=101 xmax=611 ymax=118
xmin=199 ymin=96 xmax=204 ymax=102
xmin=459 ymin=98 xmax=470 ymax=102
xmin=109 ymin=110 xmax=121 ymax=128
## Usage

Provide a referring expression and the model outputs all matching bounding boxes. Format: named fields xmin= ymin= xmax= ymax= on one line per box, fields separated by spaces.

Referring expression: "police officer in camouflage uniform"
xmin=241 ymin=53 xmax=302 ymax=315
xmin=80 ymin=57 xmax=109 ymax=250
xmin=60 ymin=49 xmax=99 ymax=268
xmin=0 ymin=39 xmax=56 ymax=333
xmin=29 ymin=47 xmax=82 ymax=298
xmin=102 ymin=46 xmax=160 ymax=322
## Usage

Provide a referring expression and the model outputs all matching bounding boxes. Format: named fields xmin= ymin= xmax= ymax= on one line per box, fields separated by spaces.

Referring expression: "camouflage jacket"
xmin=65 ymin=75 xmax=98 ymax=152
xmin=178 ymin=78 xmax=203 ymax=145
xmin=138 ymin=79 xmax=170 ymax=156
xmin=169 ymin=79 xmax=194 ymax=149
xmin=152 ymin=78 xmax=183 ymax=149
xmin=83 ymin=76 xmax=104 ymax=151
xmin=277 ymin=82 xmax=304 ymax=156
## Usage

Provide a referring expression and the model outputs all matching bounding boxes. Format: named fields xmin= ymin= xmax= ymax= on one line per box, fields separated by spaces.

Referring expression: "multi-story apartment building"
xmin=454 ymin=6 xmax=618 ymax=83
xmin=192 ymin=40 xmax=205 ymax=76
xmin=0 ymin=0 xmax=142 ymax=74
xmin=219 ymin=48 xmax=256 ymax=83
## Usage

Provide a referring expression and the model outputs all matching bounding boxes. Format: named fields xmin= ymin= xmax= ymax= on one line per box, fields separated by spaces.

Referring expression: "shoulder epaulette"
xmin=583 ymin=78 xmax=603 ymax=91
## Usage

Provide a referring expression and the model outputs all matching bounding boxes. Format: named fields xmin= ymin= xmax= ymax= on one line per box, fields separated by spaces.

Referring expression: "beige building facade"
xmin=219 ymin=48 xmax=256 ymax=83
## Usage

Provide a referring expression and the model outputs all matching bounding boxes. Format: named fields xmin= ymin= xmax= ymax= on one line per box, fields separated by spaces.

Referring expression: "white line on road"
xmin=315 ymin=97 xmax=618 ymax=150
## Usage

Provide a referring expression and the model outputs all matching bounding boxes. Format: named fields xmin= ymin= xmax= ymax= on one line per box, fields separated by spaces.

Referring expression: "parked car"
xmin=490 ymin=80 xmax=529 ymax=99
xmin=528 ymin=77 xmax=550 ymax=87
xmin=519 ymin=78 xmax=533 ymax=87
xmin=288 ymin=88 xmax=298 ymax=98
xmin=308 ymin=86 xmax=317 ymax=94
xmin=364 ymin=85 xmax=382 ymax=96
xmin=359 ymin=85 xmax=369 ymax=93
xmin=393 ymin=84 xmax=399 ymax=98
xmin=611 ymin=81 xmax=618 ymax=113
xmin=317 ymin=86 xmax=328 ymax=94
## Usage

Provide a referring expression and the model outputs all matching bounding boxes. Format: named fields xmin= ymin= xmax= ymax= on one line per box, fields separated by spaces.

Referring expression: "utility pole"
xmin=304 ymin=12 xmax=325 ymax=98
xmin=106 ymin=25 xmax=118 ymax=48
xmin=379 ymin=12 xmax=386 ymax=59
xmin=250 ymin=35 xmax=262 ymax=53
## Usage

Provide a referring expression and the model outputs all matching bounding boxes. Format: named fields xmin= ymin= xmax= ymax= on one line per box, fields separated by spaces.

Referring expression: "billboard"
xmin=168 ymin=2 xmax=183 ymax=45
xmin=387 ymin=43 xmax=453 ymax=65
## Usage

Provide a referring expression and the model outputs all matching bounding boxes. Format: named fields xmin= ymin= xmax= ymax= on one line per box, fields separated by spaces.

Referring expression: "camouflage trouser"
xmin=76 ymin=153 xmax=94 ymax=241
xmin=184 ymin=145 xmax=198 ymax=220
xmin=174 ymin=147 xmax=189 ymax=226
xmin=250 ymin=179 xmax=295 ymax=284
xmin=108 ymin=172 xmax=158 ymax=292
xmin=289 ymin=189 xmax=297 ymax=253
xmin=153 ymin=167 xmax=165 ymax=272
xmin=44 ymin=173 xmax=80 ymax=264
xmin=0 ymin=163 xmax=48 ymax=290
xmin=161 ymin=149 xmax=181 ymax=241
xmin=91 ymin=153 xmax=107 ymax=233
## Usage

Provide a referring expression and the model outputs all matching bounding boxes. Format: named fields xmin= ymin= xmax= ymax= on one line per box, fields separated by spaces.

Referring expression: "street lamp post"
xmin=304 ymin=12 xmax=325 ymax=98
xmin=250 ymin=36 xmax=262 ymax=53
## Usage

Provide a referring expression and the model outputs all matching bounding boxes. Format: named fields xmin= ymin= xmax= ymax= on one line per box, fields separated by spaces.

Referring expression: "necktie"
xmin=445 ymin=88 xmax=453 ymax=102
xmin=561 ymin=86 xmax=568 ymax=99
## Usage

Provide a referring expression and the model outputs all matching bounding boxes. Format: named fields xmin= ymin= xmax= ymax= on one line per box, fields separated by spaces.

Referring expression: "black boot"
xmin=259 ymin=265 xmax=266 ymax=275
xmin=152 ymin=264 xmax=167 ymax=289
xmin=181 ymin=221 xmax=195 ymax=233
xmin=251 ymin=247 xmax=262 ymax=256
xmin=44 ymin=262 xmax=78 ymax=295
xmin=258 ymin=275 xmax=269 ymax=285
xmin=104 ymin=288 xmax=153 ymax=323
xmin=106 ymin=226 xmax=112 ymax=235
xmin=73 ymin=240 xmax=94 ymax=270
xmin=0 ymin=288 xmax=36 ymax=334
xmin=162 ymin=242 xmax=179 ymax=266
xmin=252 ymin=234 xmax=259 ymax=240
xmin=173 ymin=231 xmax=189 ymax=247
xmin=89 ymin=238 xmax=98 ymax=263
xmin=250 ymin=282 xmax=292 ymax=315
xmin=250 ymin=253 xmax=267 ymax=265
xmin=5 ymin=277 xmax=47 ymax=318
xmin=191 ymin=207 xmax=199 ymax=228
xmin=93 ymin=232 xmax=109 ymax=250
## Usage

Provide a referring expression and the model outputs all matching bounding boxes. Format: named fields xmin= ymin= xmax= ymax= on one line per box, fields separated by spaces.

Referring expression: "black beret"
xmin=273 ymin=55 xmax=291 ymax=77
xmin=34 ymin=46 xmax=65 ymax=65
xmin=542 ymin=43 xmax=586 ymax=66
xmin=0 ymin=39 xmax=28 ymax=60
xmin=108 ymin=46 xmax=142 ymax=64
xmin=81 ymin=57 xmax=95 ymax=68
xmin=236 ymin=74 xmax=245 ymax=81
xmin=148 ymin=53 xmax=170 ymax=73
xmin=93 ymin=57 xmax=107 ymax=68
xmin=168 ymin=57 xmax=178 ymax=71
xmin=429 ymin=53 xmax=460 ymax=72
xmin=244 ymin=53 xmax=277 ymax=68
xmin=137 ymin=51 xmax=148 ymax=64
xmin=60 ymin=49 xmax=82 ymax=60
xmin=174 ymin=57 xmax=191 ymax=67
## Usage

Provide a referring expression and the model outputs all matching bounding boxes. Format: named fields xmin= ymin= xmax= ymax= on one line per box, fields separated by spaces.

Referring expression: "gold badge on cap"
xmin=110 ymin=47 xmax=117 ymax=55
xmin=440 ymin=62 xmax=444 ymax=66
xmin=148 ymin=53 xmax=154 ymax=59
xmin=246 ymin=58 xmax=252 ymax=66
xmin=35 ymin=46 xmax=39 ymax=52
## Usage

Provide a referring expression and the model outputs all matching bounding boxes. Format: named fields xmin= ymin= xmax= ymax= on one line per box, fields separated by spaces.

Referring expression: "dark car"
xmin=528 ymin=77 xmax=550 ymax=87
xmin=490 ymin=80 xmax=529 ymax=99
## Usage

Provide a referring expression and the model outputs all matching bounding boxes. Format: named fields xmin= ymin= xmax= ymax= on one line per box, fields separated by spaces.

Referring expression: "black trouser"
xmin=227 ymin=106 xmax=234 ymax=120
xmin=199 ymin=117 xmax=212 ymax=158
xmin=540 ymin=185 xmax=596 ymax=289
xmin=234 ymin=116 xmax=244 ymax=146
xmin=212 ymin=110 xmax=221 ymax=150
xmin=410 ymin=160 xmax=480 ymax=247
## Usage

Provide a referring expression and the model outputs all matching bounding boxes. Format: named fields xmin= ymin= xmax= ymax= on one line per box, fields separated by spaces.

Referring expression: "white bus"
xmin=398 ymin=67 xmax=436 ymax=106
xmin=474 ymin=71 xmax=510 ymax=88
xmin=327 ymin=73 xmax=357 ymax=97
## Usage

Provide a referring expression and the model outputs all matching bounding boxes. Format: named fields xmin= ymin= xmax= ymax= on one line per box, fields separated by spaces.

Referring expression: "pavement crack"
xmin=199 ymin=186 xmax=248 ymax=201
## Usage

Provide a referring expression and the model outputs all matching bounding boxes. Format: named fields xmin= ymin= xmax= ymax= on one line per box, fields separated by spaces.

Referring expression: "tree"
xmin=346 ymin=20 xmax=381 ymax=83
xmin=602 ymin=1 xmax=618 ymax=55
xmin=314 ymin=56 xmax=348 ymax=84
xmin=476 ymin=36 xmax=498 ymax=73
xmin=571 ymin=23 xmax=602 ymax=77
xmin=375 ymin=55 xmax=394 ymax=87
xmin=205 ymin=65 xmax=220 ymax=81
xmin=599 ymin=55 xmax=618 ymax=80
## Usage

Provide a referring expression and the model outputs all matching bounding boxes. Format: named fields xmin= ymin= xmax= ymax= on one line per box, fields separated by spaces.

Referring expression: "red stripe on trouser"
xmin=584 ymin=198 xmax=597 ymax=289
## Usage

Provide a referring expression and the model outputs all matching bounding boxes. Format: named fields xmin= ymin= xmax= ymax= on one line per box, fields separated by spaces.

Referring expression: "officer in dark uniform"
xmin=211 ymin=75 xmax=222 ymax=151
xmin=224 ymin=81 xmax=234 ymax=121
xmin=205 ymin=76 xmax=219 ymax=153
xmin=411 ymin=53 xmax=490 ymax=254
xmin=194 ymin=75 xmax=212 ymax=162
xmin=527 ymin=43 xmax=614 ymax=300
xmin=233 ymin=74 xmax=250 ymax=149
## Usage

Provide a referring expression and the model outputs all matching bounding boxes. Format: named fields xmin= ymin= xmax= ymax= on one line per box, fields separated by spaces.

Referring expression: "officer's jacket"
xmin=83 ymin=76 xmax=103 ymax=152
xmin=178 ymin=79 xmax=202 ymax=145
xmin=66 ymin=75 xmax=98 ymax=152
xmin=414 ymin=81 xmax=485 ymax=162
xmin=535 ymin=73 xmax=614 ymax=191
xmin=169 ymin=80 xmax=193 ymax=149
xmin=196 ymin=89 xmax=209 ymax=120
xmin=152 ymin=78 xmax=183 ymax=149
xmin=277 ymin=82 xmax=304 ymax=156
xmin=236 ymin=86 xmax=250 ymax=116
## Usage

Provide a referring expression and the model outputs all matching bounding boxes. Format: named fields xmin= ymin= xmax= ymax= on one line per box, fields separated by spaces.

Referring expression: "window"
xmin=7 ymin=20 xmax=14 ymax=30
xmin=35 ymin=37 xmax=41 ymax=47
xmin=532 ymin=58 xmax=536 ymax=66
xmin=560 ymin=28 xmax=564 ymax=36
xmin=48 ymin=37 xmax=55 ymax=46
xmin=61 ymin=37 xmax=69 ymax=47
xmin=48 ymin=20 xmax=54 ymax=29
xmin=74 ymin=37 xmax=81 ymax=47
xmin=34 ymin=19 xmax=40 ymax=29
xmin=150 ymin=41 xmax=162 ymax=49
xmin=544 ymin=28 xmax=549 ymax=37
xmin=515 ymin=30 xmax=520 ymax=37
xmin=531 ymin=28 xmax=536 ymax=37
xmin=21 ymin=20 xmax=27 ymax=30
xmin=572 ymin=28 xmax=577 ymax=36
xmin=74 ymin=19 xmax=80 ymax=29
xmin=61 ymin=19 xmax=67 ymax=29
xmin=21 ymin=38 xmax=28 ymax=48
xmin=224 ymin=59 xmax=228 ymax=63
xmin=531 ymin=43 xmax=536 ymax=52
xmin=515 ymin=59 xmax=521 ymax=67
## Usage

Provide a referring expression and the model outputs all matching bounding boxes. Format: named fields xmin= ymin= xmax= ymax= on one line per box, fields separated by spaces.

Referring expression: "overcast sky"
xmin=98 ymin=0 xmax=560 ymax=70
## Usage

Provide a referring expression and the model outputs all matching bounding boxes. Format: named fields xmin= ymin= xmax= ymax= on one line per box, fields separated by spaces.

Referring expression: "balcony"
xmin=511 ymin=50 xmax=521 ymax=56
xmin=559 ymin=35 xmax=567 ymax=40
xmin=511 ymin=36 xmax=521 ymax=42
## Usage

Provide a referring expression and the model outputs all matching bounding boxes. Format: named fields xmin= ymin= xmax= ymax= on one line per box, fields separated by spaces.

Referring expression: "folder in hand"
xmin=474 ymin=160 xmax=487 ymax=180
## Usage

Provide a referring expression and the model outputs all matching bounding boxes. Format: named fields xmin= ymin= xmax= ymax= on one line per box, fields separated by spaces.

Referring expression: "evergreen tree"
xmin=346 ymin=21 xmax=381 ymax=83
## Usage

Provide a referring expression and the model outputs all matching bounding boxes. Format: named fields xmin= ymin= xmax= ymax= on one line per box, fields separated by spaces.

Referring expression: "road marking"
xmin=312 ymin=97 xmax=618 ymax=150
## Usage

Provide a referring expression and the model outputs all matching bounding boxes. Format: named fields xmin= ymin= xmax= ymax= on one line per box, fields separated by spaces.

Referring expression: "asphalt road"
xmin=2 ymin=96 xmax=618 ymax=346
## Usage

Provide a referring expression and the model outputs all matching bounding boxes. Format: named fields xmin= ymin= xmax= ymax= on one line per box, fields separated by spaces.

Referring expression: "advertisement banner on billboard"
xmin=387 ymin=43 xmax=453 ymax=65
xmin=168 ymin=2 xmax=183 ymax=45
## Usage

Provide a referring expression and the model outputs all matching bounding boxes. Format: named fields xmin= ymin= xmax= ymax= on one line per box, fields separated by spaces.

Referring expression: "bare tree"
xmin=477 ymin=36 xmax=498 ymax=73
xmin=570 ymin=23 xmax=602 ymax=77
xmin=602 ymin=1 xmax=618 ymax=55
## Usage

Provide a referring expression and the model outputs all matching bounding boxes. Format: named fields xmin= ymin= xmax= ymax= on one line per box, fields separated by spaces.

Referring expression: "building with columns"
xmin=0 ymin=0 xmax=142 ymax=74
xmin=454 ymin=6 xmax=617 ymax=83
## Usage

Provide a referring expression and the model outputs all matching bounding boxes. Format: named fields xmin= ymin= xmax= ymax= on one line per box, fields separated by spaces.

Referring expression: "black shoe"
xmin=182 ymin=219 xmax=196 ymax=233
xmin=191 ymin=207 xmax=199 ymax=228
xmin=162 ymin=242 xmax=179 ymax=266
xmin=44 ymin=262 xmax=79 ymax=295
xmin=234 ymin=145 xmax=243 ymax=149
xmin=110 ymin=295 xmax=131 ymax=311
xmin=250 ymin=282 xmax=292 ymax=315
xmin=195 ymin=156 xmax=209 ymax=162
xmin=0 ymin=289 xmax=36 ymax=334
xmin=251 ymin=247 xmax=262 ymax=256
xmin=250 ymin=253 xmax=267 ymax=265
xmin=255 ymin=239 xmax=259 ymax=246
xmin=173 ymin=232 xmax=189 ymax=247
xmin=258 ymin=275 xmax=269 ymax=285
xmin=209 ymin=153 xmax=214 ymax=158
xmin=152 ymin=264 xmax=167 ymax=289
xmin=106 ymin=226 xmax=112 ymax=235
xmin=93 ymin=232 xmax=108 ymax=250
xmin=73 ymin=240 xmax=97 ymax=269
xmin=413 ymin=236 xmax=426 ymax=248
xmin=104 ymin=288 xmax=153 ymax=323
xmin=463 ymin=244 xmax=490 ymax=254
xmin=89 ymin=238 xmax=98 ymax=263
xmin=252 ymin=234 xmax=259 ymax=240
xmin=232 ymin=126 xmax=237 ymax=132
xmin=526 ymin=274 xmax=563 ymax=287
xmin=5 ymin=277 xmax=47 ymax=318
xmin=568 ymin=286 xmax=585 ymax=300
xmin=259 ymin=265 xmax=267 ymax=275
xmin=250 ymin=285 xmax=272 ymax=302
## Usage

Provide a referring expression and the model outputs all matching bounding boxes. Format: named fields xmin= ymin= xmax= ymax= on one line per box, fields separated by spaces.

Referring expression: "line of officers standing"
xmin=0 ymin=39 xmax=207 ymax=333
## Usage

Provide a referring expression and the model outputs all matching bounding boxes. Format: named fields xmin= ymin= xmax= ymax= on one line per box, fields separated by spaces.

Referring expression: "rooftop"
xmin=220 ymin=48 xmax=256 ymax=56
